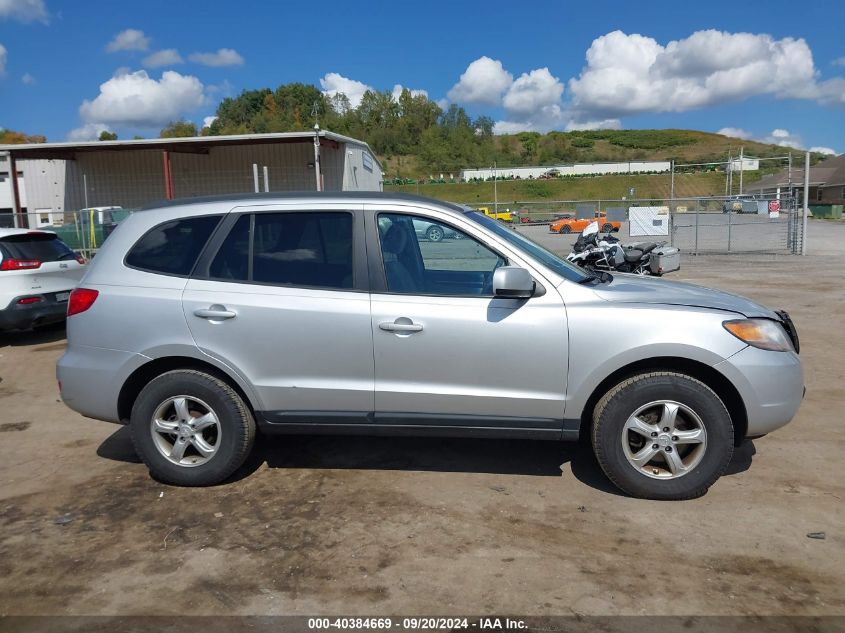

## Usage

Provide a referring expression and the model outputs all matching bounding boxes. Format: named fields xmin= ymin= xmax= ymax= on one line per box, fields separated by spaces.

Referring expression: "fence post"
xmin=727 ymin=206 xmax=732 ymax=252
xmin=694 ymin=200 xmax=699 ymax=256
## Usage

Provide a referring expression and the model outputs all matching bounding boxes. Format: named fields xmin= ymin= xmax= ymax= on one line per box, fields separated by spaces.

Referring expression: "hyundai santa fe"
xmin=57 ymin=192 xmax=803 ymax=500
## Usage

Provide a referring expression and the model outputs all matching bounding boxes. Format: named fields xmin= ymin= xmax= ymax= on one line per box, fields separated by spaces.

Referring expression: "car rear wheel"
xmin=426 ymin=226 xmax=444 ymax=242
xmin=561 ymin=225 xmax=571 ymax=234
xmin=130 ymin=369 xmax=255 ymax=486
xmin=591 ymin=372 xmax=733 ymax=500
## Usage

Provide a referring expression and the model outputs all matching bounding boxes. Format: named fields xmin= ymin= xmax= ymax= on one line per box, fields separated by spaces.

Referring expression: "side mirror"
xmin=493 ymin=266 xmax=534 ymax=299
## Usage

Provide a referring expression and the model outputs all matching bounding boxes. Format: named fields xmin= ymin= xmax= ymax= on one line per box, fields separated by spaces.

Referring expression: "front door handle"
xmin=194 ymin=305 xmax=236 ymax=320
xmin=379 ymin=319 xmax=423 ymax=333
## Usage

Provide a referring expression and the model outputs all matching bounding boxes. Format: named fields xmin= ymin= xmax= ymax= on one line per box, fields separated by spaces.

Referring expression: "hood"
xmin=588 ymin=273 xmax=777 ymax=318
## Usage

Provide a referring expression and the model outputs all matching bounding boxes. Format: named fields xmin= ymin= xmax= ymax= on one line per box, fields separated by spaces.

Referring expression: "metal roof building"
xmin=0 ymin=129 xmax=383 ymax=228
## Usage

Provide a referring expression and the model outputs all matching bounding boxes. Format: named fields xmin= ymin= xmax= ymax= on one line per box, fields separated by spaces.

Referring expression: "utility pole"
xmin=493 ymin=161 xmax=498 ymax=214
xmin=313 ymin=124 xmax=322 ymax=192
xmin=802 ymin=151 xmax=809 ymax=256
xmin=726 ymin=153 xmax=731 ymax=196
xmin=738 ymin=147 xmax=744 ymax=195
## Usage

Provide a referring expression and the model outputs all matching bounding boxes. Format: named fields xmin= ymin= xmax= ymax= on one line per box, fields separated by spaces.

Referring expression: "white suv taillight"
xmin=0 ymin=259 xmax=41 ymax=270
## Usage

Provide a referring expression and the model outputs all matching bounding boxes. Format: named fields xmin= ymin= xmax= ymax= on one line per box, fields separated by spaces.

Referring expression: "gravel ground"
xmin=0 ymin=220 xmax=842 ymax=617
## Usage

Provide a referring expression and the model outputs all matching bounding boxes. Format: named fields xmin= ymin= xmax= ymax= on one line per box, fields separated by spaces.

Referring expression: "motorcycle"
xmin=566 ymin=221 xmax=680 ymax=276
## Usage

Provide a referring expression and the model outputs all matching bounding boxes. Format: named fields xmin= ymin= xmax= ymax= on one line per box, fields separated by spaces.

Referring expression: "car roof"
xmin=0 ymin=228 xmax=56 ymax=238
xmin=140 ymin=191 xmax=473 ymax=215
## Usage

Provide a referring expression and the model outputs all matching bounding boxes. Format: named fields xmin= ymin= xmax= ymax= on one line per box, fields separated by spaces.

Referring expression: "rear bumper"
xmin=0 ymin=293 xmax=69 ymax=331
xmin=715 ymin=346 xmax=804 ymax=437
xmin=57 ymin=344 xmax=150 ymax=423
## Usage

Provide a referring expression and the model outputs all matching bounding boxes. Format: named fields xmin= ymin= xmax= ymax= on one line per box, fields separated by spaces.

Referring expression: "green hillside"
xmin=385 ymin=171 xmax=754 ymax=205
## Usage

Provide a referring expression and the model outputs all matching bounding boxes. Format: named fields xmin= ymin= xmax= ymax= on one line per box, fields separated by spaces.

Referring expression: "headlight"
xmin=723 ymin=318 xmax=794 ymax=352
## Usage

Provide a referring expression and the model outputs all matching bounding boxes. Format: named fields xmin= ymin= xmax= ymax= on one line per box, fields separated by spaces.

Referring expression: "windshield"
xmin=465 ymin=212 xmax=589 ymax=282
xmin=0 ymin=233 xmax=76 ymax=263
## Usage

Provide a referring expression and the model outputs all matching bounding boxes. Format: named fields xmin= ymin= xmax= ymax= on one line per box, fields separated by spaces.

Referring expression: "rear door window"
xmin=125 ymin=215 xmax=222 ymax=277
xmin=209 ymin=212 xmax=354 ymax=289
xmin=0 ymin=233 xmax=77 ymax=264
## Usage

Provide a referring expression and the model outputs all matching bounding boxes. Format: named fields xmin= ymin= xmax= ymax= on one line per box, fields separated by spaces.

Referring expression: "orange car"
xmin=549 ymin=212 xmax=621 ymax=234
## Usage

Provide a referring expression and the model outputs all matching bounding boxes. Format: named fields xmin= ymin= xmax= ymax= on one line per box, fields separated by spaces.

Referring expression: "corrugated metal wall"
xmin=10 ymin=138 xmax=382 ymax=222
xmin=342 ymin=142 xmax=383 ymax=191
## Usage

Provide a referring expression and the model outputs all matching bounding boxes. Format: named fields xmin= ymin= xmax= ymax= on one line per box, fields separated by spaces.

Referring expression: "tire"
xmin=130 ymin=369 xmax=256 ymax=486
xmin=591 ymin=372 xmax=733 ymax=500
xmin=426 ymin=226 xmax=444 ymax=242
xmin=561 ymin=225 xmax=572 ymax=234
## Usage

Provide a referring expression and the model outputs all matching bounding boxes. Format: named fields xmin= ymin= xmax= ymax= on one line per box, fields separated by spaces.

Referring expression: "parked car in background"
xmin=722 ymin=197 xmax=759 ymax=214
xmin=0 ymin=229 xmax=86 ymax=331
xmin=44 ymin=206 xmax=131 ymax=251
xmin=550 ymin=212 xmax=621 ymax=234
xmin=58 ymin=192 xmax=803 ymax=500
xmin=412 ymin=218 xmax=462 ymax=242
xmin=476 ymin=207 xmax=513 ymax=222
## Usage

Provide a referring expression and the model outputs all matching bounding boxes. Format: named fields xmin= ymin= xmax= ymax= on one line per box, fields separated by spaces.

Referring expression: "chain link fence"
xmin=486 ymin=195 xmax=803 ymax=255
xmin=12 ymin=192 xmax=804 ymax=260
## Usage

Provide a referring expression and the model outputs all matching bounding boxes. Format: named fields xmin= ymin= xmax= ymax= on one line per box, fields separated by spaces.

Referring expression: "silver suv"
xmin=57 ymin=193 xmax=803 ymax=499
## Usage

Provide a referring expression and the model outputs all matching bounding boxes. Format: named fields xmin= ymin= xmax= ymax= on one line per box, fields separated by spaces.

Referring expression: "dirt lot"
xmin=0 ymin=220 xmax=843 ymax=617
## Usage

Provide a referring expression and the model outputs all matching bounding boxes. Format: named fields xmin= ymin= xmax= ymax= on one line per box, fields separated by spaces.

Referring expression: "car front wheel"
xmin=130 ymin=369 xmax=255 ymax=486
xmin=591 ymin=371 xmax=734 ymax=500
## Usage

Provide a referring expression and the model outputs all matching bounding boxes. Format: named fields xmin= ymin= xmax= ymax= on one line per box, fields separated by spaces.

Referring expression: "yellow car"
xmin=476 ymin=207 xmax=513 ymax=222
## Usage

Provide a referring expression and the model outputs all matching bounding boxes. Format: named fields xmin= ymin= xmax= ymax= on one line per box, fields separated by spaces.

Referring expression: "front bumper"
xmin=0 ymin=292 xmax=70 ymax=331
xmin=715 ymin=345 xmax=804 ymax=438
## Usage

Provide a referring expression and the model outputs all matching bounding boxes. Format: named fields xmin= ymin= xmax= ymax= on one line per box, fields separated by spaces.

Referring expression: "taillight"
xmin=67 ymin=288 xmax=99 ymax=317
xmin=75 ymin=255 xmax=86 ymax=265
xmin=17 ymin=297 xmax=43 ymax=305
xmin=0 ymin=259 xmax=41 ymax=270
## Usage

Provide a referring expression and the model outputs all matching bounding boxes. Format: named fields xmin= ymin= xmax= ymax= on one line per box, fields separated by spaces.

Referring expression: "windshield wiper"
xmin=57 ymin=252 xmax=78 ymax=260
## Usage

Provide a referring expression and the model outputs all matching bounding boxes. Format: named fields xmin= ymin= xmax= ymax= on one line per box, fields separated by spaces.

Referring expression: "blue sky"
xmin=1 ymin=0 xmax=843 ymax=153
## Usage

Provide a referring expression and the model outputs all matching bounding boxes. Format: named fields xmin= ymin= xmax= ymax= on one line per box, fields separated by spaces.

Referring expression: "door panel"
xmin=183 ymin=207 xmax=373 ymax=415
xmin=371 ymin=292 xmax=567 ymax=420
xmin=367 ymin=206 xmax=569 ymax=424
xmin=183 ymin=281 xmax=374 ymax=412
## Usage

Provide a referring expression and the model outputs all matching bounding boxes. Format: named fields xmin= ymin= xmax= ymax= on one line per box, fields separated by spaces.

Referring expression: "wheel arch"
xmin=579 ymin=356 xmax=748 ymax=446
xmin=118 ymin=356 xmax=257 ymax=424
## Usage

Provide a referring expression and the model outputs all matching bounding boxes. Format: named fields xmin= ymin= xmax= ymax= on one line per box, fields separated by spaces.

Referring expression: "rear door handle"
xmin=194 ymin=306 xmax=236 ymax=320
xmin=379 ymin=320 xmax=423 ymax=333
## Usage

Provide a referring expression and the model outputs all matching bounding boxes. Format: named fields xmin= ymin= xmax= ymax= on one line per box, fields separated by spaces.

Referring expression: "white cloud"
xmin=320 ymin=72 xmax=372 ymax=108
xmin=502 ymin=67 xmax=564 ymax=116
xmin=0 ymin=0 xmax=48 ymax=23
xmin=833 ymin=57 xmax=845 ymax=67
xmin=764 ymin=128 xmax=802 ymax=148
xmin=143 ymin=49 xmax=183 ymax=68
xmin=202 ymin=115 xmax=217 ymax=129
xmin=435 ymin=98 xmax=449 ymax=111
xmin=717 ymin=126 xmax=836 ymax=154
xmin=565 ymin=118 xmax=622 ymax=131
xmin=22 ymin=72 xmax=35 ymax=85
xmin=447 ymin=56 xmax=513 ymax=105
xmin=79 ymin=69 xmax=206 ymax=127
xmin=569 ymin=29 xmax=834 ymax=117
xmin=717 ymin=127 xmax=753 ymax=140
xmin=107 ymin=29 xmax=150 ymax=53
xmin=188 ymin=48 xmax=244 ymax=67
xmin=391 ymin=84 xmax=428 ymax=101
xmin=0 ymin=43 xmax=6 ymax=75
xmin=67 ymin=123 xmax=113 ymax=142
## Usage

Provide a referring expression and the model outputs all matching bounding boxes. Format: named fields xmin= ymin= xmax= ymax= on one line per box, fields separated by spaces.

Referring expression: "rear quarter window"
xmin=125 ymin=215 xmax=222 ymax=277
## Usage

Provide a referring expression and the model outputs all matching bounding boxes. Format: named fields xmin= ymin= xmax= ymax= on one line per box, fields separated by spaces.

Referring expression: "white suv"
xmin=0 ymin=228 xmax=87 ymax=331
